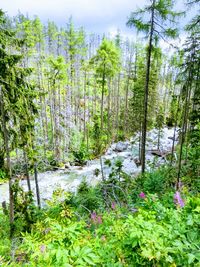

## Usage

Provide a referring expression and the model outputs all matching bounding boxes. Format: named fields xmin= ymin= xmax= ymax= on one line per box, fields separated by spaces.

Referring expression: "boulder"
xmin=118 ymin=151 xmax=132 ymax=158
xmin=114 ymin=141 xmax=128 ymax=152
xmin=105 ymin=148 xmax=113 ymax=155
xmin=122 ymin=159 xmax=137 ymax=174
xmin=65 ymin=162 xmax=71 ymax=169
xmin=111 ymin=143 xmax=116 ymax=150
xmin=134 ymin=157 xmax=141 ymax=167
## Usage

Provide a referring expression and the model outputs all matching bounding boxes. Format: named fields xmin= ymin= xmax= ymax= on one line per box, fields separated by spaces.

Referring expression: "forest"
xmin=0 ymin=0 xmax=200 ymax=266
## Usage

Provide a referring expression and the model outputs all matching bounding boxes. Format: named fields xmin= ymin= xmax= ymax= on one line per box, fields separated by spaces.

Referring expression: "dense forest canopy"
xmin=0 ymin=0 xmax=200 ymax=265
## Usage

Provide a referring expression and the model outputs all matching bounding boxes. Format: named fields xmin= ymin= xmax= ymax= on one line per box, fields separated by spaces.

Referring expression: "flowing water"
xmin=0 ymin=127 xmax=178 ymax=204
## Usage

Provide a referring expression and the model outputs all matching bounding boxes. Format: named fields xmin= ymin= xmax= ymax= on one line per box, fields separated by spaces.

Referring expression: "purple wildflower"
xmin=174 ymin=191 xmax=185 ymax=208
xmin=97 ymin=215 xmax=102 ymax=224
xmin=139 ymin=192 xmax=146 ymax=199
xmin=91 ymin=211 xmax=97 ymax=222
xmin=91 ymin=212 xmax=103 ymax=224
xmin=40 ymin=244 xmax=46 ymax=253
xmin=111 ymin=202 xmax=116 ymax=210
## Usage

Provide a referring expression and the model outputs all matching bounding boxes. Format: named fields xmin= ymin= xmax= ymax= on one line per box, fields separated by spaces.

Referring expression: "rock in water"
xmin=134 ymin=157 xmax=141 ymax=167
xmin=150 ymin=149 xmax=163 ymax=157
xmin=105 ymin=148 xmax=113 ymax=155
xmin=114 ymin=141 xmax=128 ymax=152
xmin=122 ymin=159 xmax=137 ymax=174
xmin=150 ymin=149 xmax=170 ymax=157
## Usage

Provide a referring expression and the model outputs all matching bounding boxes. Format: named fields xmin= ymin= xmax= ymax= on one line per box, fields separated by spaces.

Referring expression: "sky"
xmin=0 ymin=0 xmax=196 ymax=40
xmin=1 ymin=0 xmax=145 ymax=38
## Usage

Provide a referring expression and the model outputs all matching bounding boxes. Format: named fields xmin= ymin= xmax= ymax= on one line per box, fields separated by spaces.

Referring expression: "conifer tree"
xmin=127 ymin=0 xmax=182 ymax=173
xmin=0 ymin=10 xmax=38 ymax=236
xmin=90 ymin=39 xmax=120 ymax=132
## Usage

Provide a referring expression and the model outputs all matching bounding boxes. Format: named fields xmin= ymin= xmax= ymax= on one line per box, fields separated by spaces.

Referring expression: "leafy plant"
xmin=72 ymin=143 xmax=89 ymax=166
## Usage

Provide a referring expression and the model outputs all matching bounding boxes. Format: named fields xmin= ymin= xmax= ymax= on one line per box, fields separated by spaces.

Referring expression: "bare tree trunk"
xmin=34 ymin=163 xmax=41 ymax=209
xmin=116 ymin=74 xmax=121 ymax=135
xmin=177 ymin=79 xmax=192 ymax=189
xmin=94 ymin=78 xmax=97 ymax=115
xmin=48 ymin=79 xmax=55 ymax=152
xmin=157 ymin=128 xmax=161 ymax=150
xmin=171 ymin=94 xmax=180 ymax=164
xmin=83 ymin=71 xmax=87 ymax=141
xmin=141 ymin=0 xmax=155 ymax=173
xmin=52 ymin=81 xmax=60 ymax=163
xmin=123 ymin=77 xmax=130 ymax=132
xmin=101 ymin=65 xmax=106 ymax=131
xmin=107 ymin=79 xmax=111 ymax=144
xmin=23 ymin=149 xmax=31 ymax=191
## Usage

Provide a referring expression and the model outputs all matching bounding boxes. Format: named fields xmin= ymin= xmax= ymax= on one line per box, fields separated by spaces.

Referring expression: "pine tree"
xmin=127 ymin=0 xmax=182 ymax=173
xmin=0 ymin=10 xmax=38 ymax=236
xmin=90 ymin=39 xmax=120 ymax=133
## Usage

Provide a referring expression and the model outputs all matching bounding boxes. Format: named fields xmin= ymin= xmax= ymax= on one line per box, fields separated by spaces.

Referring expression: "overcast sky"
xmin=0 ymin=0 xmax=196 ymax=39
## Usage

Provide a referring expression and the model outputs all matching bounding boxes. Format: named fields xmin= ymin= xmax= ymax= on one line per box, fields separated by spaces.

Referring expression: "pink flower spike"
xmin=111 ymin=202 xmax=116 ymax=210
xmin=174 ymin=191 xmax=185 ymax=208
xmin=91 ymin=211 xmax=97 ymax=222
xmin=40 ymin=244 xmax=46 ymax=253
xmin=139 ymin=192 xmax=146 ymax=199
xmin=97 ymin=215 xmax=102 ymax=224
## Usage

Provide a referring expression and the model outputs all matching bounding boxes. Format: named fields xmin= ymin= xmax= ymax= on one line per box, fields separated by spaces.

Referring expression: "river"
xmin=0 ymin=127 xmax=178 ymax=204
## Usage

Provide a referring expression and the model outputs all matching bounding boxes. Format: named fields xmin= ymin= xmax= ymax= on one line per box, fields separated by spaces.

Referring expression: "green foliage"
xmin=155 ymin=105 xmax=165 ymax=129
xmin=90 ymin=115 xmax=104 ymax=156
xmin=1 ymin=190 xmax=199 ymax=266
xmin=75 ymin=180 xmax=103 ymax=212
xmin=127 ymin=0 xmax=182 ymax=41
xmin=46 ymin=55 xmax=68 ymax=85
xmin=0 ymin=10 xmax=38 ymax=176
xmin=90 ymin=38 xmax=120 ymax=82
xmin=128 ymin=47 xmax=161 ymax=132
xmin=0 ymin=5 xmax=200 ymax=267
xmin=94 ymin=168 xmax=100 ymax=177
xmin=72 ymin=143 xmax=89 ymax=166
xmin=178 ymin=144 xmax=200 ymax=193
xmin=143 ymin=170 xmax=168 ymax=194
xmin=0 ymin=153 xmax=200 ymax=266
xmin=115 ymin=131 xmax=126 ymax=142
xmin=167 ymin=95 xmax=181 ymax=127
xmin=0 ymin=169 xmax=7 ymax=183
xmin=134 ymin=166 xmax=176 ymax=197
xmin=12 ymin=181 xmax=39 ymax=233
xmin=0 ymin=212 xmax=10 ymax=262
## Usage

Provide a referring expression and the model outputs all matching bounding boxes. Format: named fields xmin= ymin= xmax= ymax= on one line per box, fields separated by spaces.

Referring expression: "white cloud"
xmin=1 ymin=0 xmax=194 ymax=41
xmin=1 ymin=0 xmax=147 ymax=35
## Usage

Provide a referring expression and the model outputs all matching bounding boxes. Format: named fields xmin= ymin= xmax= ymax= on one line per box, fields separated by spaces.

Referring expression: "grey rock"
xmin=122 ymin=159 xmax=137 ymax=174
xmin=114 ymin=141 xmax=128 ymax=152
xmin=65 ymin=162 xmax=71 ymax=169
xmin=105 ymin=148 xmax=113 ymax=155
xmin=134 ymin=157 xmax=141 ymax=167
xmin=118 ymin=151 xmax=132 ymax=158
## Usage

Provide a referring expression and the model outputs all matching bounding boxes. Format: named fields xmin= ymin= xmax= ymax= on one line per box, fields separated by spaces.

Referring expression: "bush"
xmin=2 ymin=193 xmax=198 ymax=266
xmin=72 ymin=143 xmax=89 ymax=166
xmin=75 ymin=180 xmax=104 ymax=213
xmin=0 ymin=169 xmax=7 ymax=183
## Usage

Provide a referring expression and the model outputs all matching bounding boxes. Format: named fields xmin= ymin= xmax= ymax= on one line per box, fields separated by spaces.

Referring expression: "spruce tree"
xmin=0 ymin=10 xmax=38 ymax=236
xmin=127 ymin=0 xmax=182 ymax=173
xmin=90 ymin=39 xmax=120 ymax=132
